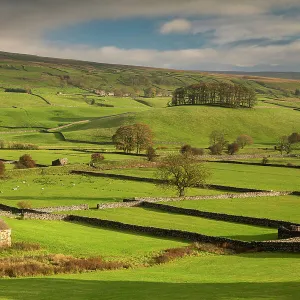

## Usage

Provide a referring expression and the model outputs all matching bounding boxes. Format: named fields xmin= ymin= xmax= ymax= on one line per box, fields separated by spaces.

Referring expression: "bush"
xmin=191 ymin=148 xmax=204 ymax=156
xmin=146 ymin=146 xmax=156 ymax=161
xmin=209 ymin=143 xmax=223 ymax=155
xmin=261 ymin=157 xmax=269 ymax=165
xmin=16 ymin=154 xmax=36 ymax=169
xmin=8 ymin=142 xmax=38 ymax=150
xmin=0 ymin=161 xmax=5 ymax=176
xmin=17 ymin=201 xmax=32 ymax=210
xmin=227 ymin=142 xmax=240 ymax=155
xmin=90 ymin=153 xmax=105 ymax=164
xmin=180 ymin=144 xmax=192 ymax=155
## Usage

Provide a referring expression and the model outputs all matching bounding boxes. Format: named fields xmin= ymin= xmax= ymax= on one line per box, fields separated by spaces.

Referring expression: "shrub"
xmin=9 ymin=143 xmax=38 ymax=150
xmin=227 ymin=142 xmax=240 ymax=155
xmin=91 ymin=153 xmax=105 ymax=164
xmin=146 ymin=146 xmax=156 ymax=161
xmin=17 ymin=201 xmax=32 ymax=210
xmin=180 ymin=144 xmax=192 ymax=155
xmin=191 ymin=148 xmax=205 ymax=156
xmin=261 ymin=157 xmax=269 ymax=165
xmin=209 ymin=143 xmax=223 ymax=155
xmin=16 ymin=154 xmax=36 ymax=169
xmin=0 ymin=161 xmax=5 ymax=176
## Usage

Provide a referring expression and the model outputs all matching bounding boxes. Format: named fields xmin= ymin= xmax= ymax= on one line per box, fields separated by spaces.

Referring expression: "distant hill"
xmin=0 ymin=51 xmax=300 ymax=100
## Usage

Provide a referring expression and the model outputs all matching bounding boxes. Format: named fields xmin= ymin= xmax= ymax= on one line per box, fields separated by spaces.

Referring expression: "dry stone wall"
xmin=37 ymin=204 xmax=89 ymax=213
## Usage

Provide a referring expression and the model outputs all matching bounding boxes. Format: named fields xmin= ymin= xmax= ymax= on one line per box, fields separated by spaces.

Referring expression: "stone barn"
xmin=52 ymin=158 xmax=68 ymax=166
xmin=0 ymin=219 xmax=11 ymax=248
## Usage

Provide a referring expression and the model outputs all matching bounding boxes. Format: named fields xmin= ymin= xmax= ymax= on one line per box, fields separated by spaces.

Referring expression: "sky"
xmin=2 ymin=0 xmax=300 ymax=71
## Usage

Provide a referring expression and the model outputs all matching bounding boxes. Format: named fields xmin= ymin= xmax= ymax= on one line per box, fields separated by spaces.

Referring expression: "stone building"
xmin=0 ymin=219 xmax=11 ymax=248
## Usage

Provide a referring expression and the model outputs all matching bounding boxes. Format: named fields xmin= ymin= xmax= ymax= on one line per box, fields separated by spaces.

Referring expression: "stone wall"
xmin=140 ymin=202 xmax=299 ymax=229
xmin=126 ymin=191 xmax=291 ymax=204
xmin=37 ymin=204 xmax=89 ymax=213
xmin=0 ymin=229 xmax=11 ymax=248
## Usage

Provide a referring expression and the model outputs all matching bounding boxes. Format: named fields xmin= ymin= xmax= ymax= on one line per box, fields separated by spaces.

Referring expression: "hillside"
xmin=0 ymin=51 xmax=300 ymax=148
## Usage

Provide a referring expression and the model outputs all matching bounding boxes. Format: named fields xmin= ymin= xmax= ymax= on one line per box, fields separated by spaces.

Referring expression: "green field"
xmin=168 ymin=195 xmax=300 ymax=223
xmin=0 ymin=174 xmax=219 ymax=208
xmin=0 ymin=253 xmax=299 ymax=300
xmin=1 ymin=51 xmax=300 ymax=299
xmin=3 ymin=217 xmax=186 ymax=259
xmin=60 ymin=207 xmax=277 ymax=241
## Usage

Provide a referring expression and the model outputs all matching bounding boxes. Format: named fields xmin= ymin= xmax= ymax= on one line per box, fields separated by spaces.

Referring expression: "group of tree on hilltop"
xmin=172 ymin=82 xmax=256 ymax=108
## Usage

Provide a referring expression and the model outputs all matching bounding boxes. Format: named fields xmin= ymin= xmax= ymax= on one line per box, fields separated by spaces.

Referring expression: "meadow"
xmin=1 ymin=51 xmax=300 ymax=300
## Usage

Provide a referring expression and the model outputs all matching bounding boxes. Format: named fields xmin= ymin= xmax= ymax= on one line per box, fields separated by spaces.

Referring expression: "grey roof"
xmin=0 ymin=219 xmax=10 ymax=230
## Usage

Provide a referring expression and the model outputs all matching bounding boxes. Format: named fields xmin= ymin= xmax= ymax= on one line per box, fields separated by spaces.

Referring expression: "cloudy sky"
xmin=2 ymin=0 xmax=300 ymax=71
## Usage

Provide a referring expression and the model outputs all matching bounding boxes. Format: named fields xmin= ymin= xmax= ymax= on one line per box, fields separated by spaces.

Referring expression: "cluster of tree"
xmin=5 ymin=88 xmax=32 ymax=94
xmin=180 ymin=145 xmax=205 ymax=156
xmin=15 ymin=154 xmax=36 ymax=169
xmin=208 ymin=131 xmax=253 ymax=155
xmin=172 ymin=82 xmax=257 ymax=108
xmin=112 ymin=123 xmax=153 ymax=154
xmin=144 ymin=87 xmax=171 ymax=98
xmin=276 ymin=132 xmax=300 ymax=154
xmin=156 ymin=154 xmax=210 ymax=197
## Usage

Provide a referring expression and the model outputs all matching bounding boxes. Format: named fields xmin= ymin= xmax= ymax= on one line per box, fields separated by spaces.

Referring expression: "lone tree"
xmin=16 ymin=154 xmax=36 ymax=169
xmin=0 ymin=161 xmax=5 ymax=176
xmin=156 ymin=154 xmax=210 ymax=197
xmin=209 ymin=130 xmax=228 ymax=155
xmin=146 ymin=146 xmax=156 ymax=161
xmin=236 ymin=135 xmax=253 ymax=149
xmin=276 ymin=136 xmax=292 ymax=155
xmin=90 ymin=153 xmax=104 ymax=165
xmin=112 ymin=123 xmax=153 ymax=154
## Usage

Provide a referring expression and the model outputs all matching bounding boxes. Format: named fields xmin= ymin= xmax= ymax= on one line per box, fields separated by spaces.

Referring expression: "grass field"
xmin=60 ymin=207 xmax=277 ymax=241
xmin=1 ymin=51 xmax=300 ymax=299
xmin=0 ymin=174 xmax=220 ymax=208
xmin=3 ymin=217 xmax=186 ymax=259
xmin=167 ymin=195 xmax=300 ymax=223
xmin=0 ymin=252 xmax=299 ymax=300
xmin=103 ymin=162 xmax=300 ymax=191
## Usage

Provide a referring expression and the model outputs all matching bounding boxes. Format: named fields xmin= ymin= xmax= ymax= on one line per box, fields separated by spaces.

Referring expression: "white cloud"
xmin=2 ymin=37 xmax=300 ymax=70
xmin=160 ymin=19 xmax=192 ymax=34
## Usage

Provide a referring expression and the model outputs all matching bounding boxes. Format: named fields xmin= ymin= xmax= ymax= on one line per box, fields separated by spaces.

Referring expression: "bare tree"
xmin=156 ymin=154 xmax=211 ymax=197
xmin=236 ymin=135 xmax=253 ymax=149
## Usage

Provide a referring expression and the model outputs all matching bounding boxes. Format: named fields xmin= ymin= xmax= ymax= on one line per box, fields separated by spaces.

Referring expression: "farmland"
xmin=0 ymin=52 xmax=300 ymax=300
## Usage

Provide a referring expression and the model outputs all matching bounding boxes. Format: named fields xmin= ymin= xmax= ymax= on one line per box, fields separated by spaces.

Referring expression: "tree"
xmin=112 ymin=125 xmax=136 ymax=153
xmin=295 ymin=89 xmax=300 ymax=96
xmin=112 ymin=123 xmax=153 ymax=154
xmin=227 ymin=142 xmax=240 ymax=155
xmin=0 ymin=161 xmax=5 ymax=176
xmin=276 ymin=136 xmax=292 ymax=155
xmin=288 ymin=132 xmax=300 ymax=144
xmin=236 ymin=135 xmax=253 ymax=149
xmin=17 ymin=200 xmax=32 ymax=218
xmin=132 ymin=123 xmax=153 ymax=154
xmin=156 ymin=154 xmax=210 ymax=197
xmin=144 ymin=87 xmax=156 ymax=98
xmin=16 ymin=154 xmax=36 ymax=169
xmin=146 ymin=146 xmax=156 ymax=161
xmin=209 ymin=130 xmax=228 ymax=148
xmin=209 ymin=143 xmax=223 ymax=155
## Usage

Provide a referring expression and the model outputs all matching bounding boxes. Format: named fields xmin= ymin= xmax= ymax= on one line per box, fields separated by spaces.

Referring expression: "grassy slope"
xmin=62 ymin=207 xmax=277 ymax=241
xmin=168 ymin=195 xmax=300 ymax=223
xmin=0 ymin=253 xmax=300 ymax=300
xmin=3 ymin=217 xmax=186 ymax=258
xmin=62 ymin=105 xmax=300 ymax=146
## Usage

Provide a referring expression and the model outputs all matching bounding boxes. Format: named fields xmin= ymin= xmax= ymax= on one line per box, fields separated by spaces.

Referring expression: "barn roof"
xmin=0 ymin=219 xmax=10 ymax=230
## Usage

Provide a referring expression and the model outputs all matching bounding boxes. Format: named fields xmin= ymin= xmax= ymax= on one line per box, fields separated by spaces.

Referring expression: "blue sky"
xmin=2 ymin=0 xmax=300 ymax=71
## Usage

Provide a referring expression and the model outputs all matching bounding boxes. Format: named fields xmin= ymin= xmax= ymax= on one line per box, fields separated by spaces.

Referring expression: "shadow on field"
xmin=0 ymin=280 xmax=298 ymax=300
xmin=223 ymin=233 xmax=278 ymax=242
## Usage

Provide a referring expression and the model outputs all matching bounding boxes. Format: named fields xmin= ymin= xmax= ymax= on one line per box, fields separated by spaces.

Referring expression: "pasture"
xmin=1 ymin=51 xmax=300 ymax=300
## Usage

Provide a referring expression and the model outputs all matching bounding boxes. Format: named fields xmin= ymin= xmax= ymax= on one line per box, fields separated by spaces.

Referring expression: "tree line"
xmin=172 ymin=82 xmax=256 ymax=108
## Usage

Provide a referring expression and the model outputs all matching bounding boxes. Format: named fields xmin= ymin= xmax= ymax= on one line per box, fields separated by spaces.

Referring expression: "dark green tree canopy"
xmin=172 ymin=82 xmax=256 ymax=108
